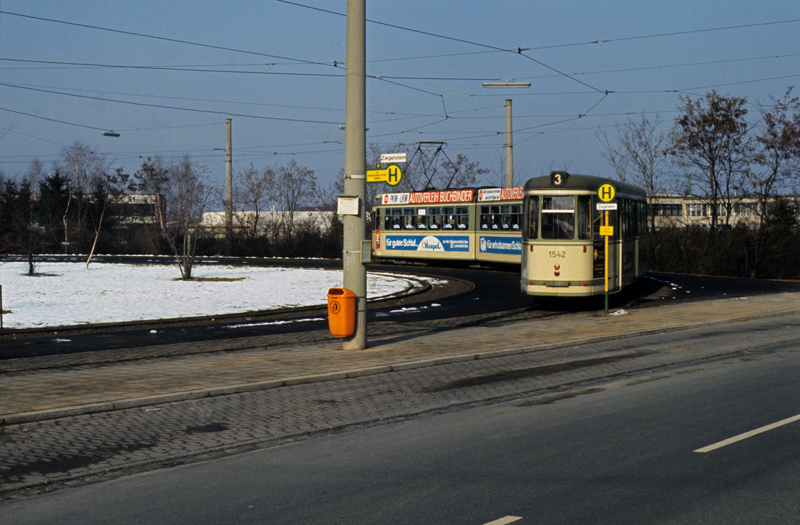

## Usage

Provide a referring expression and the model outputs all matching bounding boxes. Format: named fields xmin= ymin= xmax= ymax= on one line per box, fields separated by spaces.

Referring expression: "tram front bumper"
xmin=521 ymin=278 xmax=605 ymax=297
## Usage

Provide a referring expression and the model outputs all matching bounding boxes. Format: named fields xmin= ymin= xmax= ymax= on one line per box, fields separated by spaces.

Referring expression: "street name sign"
xmin=380 ymin=153 xmax=407 ymax=164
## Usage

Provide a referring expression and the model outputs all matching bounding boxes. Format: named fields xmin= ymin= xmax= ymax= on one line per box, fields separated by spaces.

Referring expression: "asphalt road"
xmin=2 ymin=312 xmax=799 ymax=522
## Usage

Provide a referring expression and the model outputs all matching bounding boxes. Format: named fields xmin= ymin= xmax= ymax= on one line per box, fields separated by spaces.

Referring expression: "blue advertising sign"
xmin=384 ymin=235 xmax=470 ymax=252
xmin=478 ymin=236 xmax=522 ymax=255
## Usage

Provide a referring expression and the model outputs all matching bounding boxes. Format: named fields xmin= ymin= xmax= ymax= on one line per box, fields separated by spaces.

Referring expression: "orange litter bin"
xmin=327 ymin=288 xmax=356 ymax=337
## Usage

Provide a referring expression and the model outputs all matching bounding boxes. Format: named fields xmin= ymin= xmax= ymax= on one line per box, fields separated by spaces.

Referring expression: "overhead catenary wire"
xmin=4 ymin=51 xmax=798 ymax=83
xmin=276 ymin=0 xmax=605 ymax=94
xmin=0 ymin=106 xmax=109 ymax=131
xmin=0 ymin=82 xmax=344 ymax=125
xmin=0 ymin=10 xmax=340 ymax=70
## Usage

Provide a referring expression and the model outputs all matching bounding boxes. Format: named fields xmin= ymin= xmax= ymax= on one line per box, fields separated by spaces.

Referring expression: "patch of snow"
xmin=0 ymin=262 xmax=415 ymax=329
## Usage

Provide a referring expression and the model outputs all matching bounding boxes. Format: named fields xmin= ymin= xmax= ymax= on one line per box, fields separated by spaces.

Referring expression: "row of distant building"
xmin=113 ymin=193 xmax=799 ymax=235
xmin=648 ymin=194 xmax=796 ymax=229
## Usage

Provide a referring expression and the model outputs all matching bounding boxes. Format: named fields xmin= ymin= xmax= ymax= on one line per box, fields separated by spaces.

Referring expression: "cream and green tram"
xmin=521 ymin=171 xmax=648 ymax=297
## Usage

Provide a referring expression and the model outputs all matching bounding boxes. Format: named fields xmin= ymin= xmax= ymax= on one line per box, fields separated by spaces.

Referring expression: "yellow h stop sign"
xmin=366 ymin=164 xmax=403 ymax=186
xmin=598 ymin=183 xmax=615 ymax=202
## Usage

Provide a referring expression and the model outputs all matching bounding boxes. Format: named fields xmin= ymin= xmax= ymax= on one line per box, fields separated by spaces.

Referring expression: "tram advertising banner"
xmin=381 ymin=189 xmax=475 ymax=206
xmin=384 ymin=235 xmax=470 ymax=252
xmin=477 ymin=187 xmax=524 ymax=202
xmin=478 ymin=236 xmax=521 ymax=255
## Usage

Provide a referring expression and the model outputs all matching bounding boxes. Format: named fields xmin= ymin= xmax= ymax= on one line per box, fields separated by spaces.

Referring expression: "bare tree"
xmin=25 ymin=159 xmax=46 ymax=191
xmin=598 ymin=113 xmax=670 ymax=232
xmin=597 ymin=127 xmax=630 ymax=182
xmin=667 ymin=91 xmax=751 ymax=229
xmin=162 ymin=156 xmax=214 ymax=279
xmin=751 ymin=87 xmax=800 ymax=226
xmin=59 ymin=140 xmax=110 ymax=194
xmin=273 ymin=160 xmax=317 ymax=246
xmin=85 ymin=168 xmax=133 ymax=268
xmin=132 ymin=157 xmax=170 ymax=254
xmin=485 ymin=148 xmax=529 ymax=188
xmin=133 ymin=156 xmax=212 ymax=278
xmin=233 ymin=163 xmax=275 ymax=241
xmin=441 ymin=153 xmax=488 ymax=188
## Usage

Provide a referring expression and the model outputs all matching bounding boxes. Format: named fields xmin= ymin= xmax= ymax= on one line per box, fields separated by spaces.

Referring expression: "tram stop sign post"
xmin=597 ymin=183 xmax=617 ymax=315
xmin=366 ymin=163 xmax=403 ymax=186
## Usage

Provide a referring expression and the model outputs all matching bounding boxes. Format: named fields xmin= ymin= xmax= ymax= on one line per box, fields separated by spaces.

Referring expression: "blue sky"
xmin=1 ymin=1 xmax=799 ymax=197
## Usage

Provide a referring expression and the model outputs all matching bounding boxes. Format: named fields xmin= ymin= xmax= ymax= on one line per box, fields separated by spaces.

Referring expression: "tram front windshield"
xmin=541 ymin=196 xmax=575 ymax=239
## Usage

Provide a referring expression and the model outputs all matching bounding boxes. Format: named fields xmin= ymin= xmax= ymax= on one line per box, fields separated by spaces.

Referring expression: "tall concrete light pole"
xmin=225 ymin=118 xmax=233 ymax=250
xmin=482 ymin=81 xmax=530 ymax=187
xmin=342 ymin=0 xmax=367 ymax=350
xmin=504 ymin=99 xmax=513 ymax=188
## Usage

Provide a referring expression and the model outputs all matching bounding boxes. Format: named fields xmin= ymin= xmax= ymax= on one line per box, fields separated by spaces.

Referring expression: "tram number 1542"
xmin=548 ymin=250 xmax=566 ymax=258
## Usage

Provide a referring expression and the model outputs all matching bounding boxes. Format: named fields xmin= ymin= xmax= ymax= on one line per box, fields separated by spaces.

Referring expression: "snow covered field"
xmin=0 ymin=262 xmax=415 ymax=330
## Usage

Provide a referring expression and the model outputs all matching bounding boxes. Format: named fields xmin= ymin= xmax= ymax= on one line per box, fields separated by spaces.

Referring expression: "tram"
xmin=520 ymin=171 xmax=648 ymax=297
xmin=372 ymin=186 xmax=524 ymax=265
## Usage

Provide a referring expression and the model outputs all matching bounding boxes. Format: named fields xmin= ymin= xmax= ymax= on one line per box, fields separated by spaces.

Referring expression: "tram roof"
xmin=523 ymin=173 xmax=646 ymax=197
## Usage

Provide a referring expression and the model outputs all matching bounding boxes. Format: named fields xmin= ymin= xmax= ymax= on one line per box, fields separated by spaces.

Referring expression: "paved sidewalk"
xmin=1 ymin=292 xmax=799 ymax=425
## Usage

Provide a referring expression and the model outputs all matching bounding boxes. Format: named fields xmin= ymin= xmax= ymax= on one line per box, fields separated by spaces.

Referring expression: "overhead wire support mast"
xmin=342 ymin=0 xmax=367 ymax=350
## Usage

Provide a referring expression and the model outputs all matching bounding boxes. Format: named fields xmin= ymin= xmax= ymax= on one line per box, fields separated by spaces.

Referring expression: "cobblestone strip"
xmin=1 ymin=313 xmax=798 ymax=498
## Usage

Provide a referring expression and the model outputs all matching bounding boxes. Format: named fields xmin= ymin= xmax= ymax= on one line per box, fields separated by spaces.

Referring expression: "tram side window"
xmin=498 ymin=205 xmax=511 ymax=229
xmin=443 ymin=207 xmax=455 ymax=229
xmin=385 ymin=208 xmax=403 ymax=230
xmin=429 ymin=207 xmax=443 ymax=229
xmin=481 ymin=204 xmax=521 ymax=230
xmin=479 ymin=206 xmax=501 ymax=229
xmin=508 ymin=205 xmax=521 ymax=230
xmin=577 ymin=196 xmax=593 ymax=240
xmin=525 ymin=196 xmax=539 ymax=239
xmin=456 ymin=206 xmax=469 ymax=229
xmin=403 ymin=208 xmax=415 ymax=229
xmin=621 ymin=199 xmax=634 ymax=238
xmin=416 ymin=208 xmax=428 ymax=229
xmin=442 ymin=206 xmax=469 ymax=229
xmin=490 ymin=206 xmax=501 ymax=229
xmin=480 ymin=206 xmax=490 ymax=229
xmin=541 ymin=196 xmax=575 ymax=240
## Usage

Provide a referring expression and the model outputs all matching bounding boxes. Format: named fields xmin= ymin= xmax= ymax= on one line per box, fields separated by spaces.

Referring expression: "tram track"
xmin=3 ymin=255 xmax=799 ymax=368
